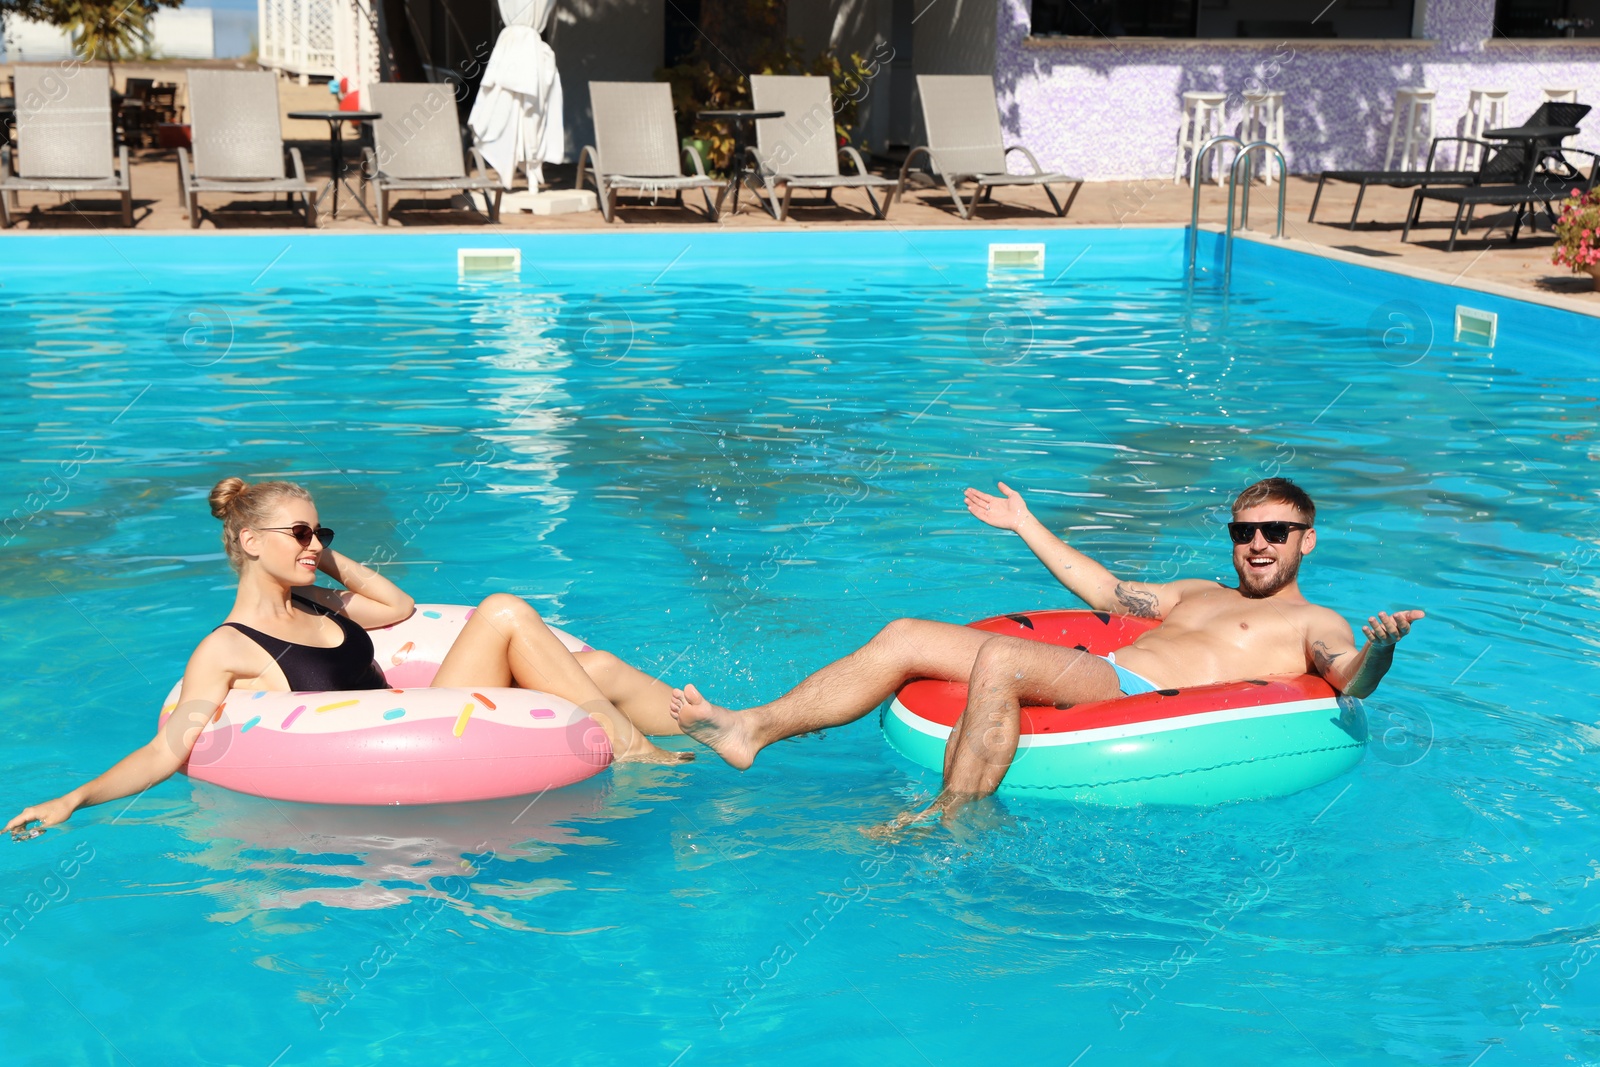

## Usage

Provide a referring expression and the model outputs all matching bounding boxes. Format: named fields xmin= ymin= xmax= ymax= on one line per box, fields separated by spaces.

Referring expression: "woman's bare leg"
xmin=573 ymin=650 xmax=680 ymax=735
xmin=671 ymin=618 xmax=996 ymax=769
xmin=432 ymin=594 xmax=689 ymax=763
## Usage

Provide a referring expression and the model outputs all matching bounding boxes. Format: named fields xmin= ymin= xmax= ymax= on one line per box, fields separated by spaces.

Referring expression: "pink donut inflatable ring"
xmin=157 ymin=604 xmax=614 ymax=805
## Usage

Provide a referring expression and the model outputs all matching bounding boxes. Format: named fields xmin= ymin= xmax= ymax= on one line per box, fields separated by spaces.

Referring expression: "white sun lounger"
xmin=178 ymin=69 xmax=318 ymax=229
xmin=576 ymin=82 xmax=724 ymax=222
xmin=1 ymin=67 xmax=131 ymax=228
xmin=364 ymin=82 xmax=505 ymax=225
xmin=747 ymin=75 xmax=896 ymax=221
xmin=896 ymin=74 xmax=1082 ymax=220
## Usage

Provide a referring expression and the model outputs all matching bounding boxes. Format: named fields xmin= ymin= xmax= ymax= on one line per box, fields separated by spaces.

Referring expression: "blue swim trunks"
xmin=1103 ymin=652 xmax=1160 ymax=696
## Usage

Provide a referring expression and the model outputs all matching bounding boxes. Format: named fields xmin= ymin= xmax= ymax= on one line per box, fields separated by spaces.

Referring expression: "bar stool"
xmin=1383 ymin=87 xmax=1436 ymax=172
xmin=1463 ymin=87 xmax=1509 ymax=170
xmin=1174 ymin=91 xmax=1228 ymax=183
xmin=1241 ymin=89 xmax=1286 ymax=184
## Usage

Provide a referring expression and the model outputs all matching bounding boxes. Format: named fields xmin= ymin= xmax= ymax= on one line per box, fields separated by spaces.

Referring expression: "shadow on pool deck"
xmin=4 ymin=142 xmax=1596 ymax=312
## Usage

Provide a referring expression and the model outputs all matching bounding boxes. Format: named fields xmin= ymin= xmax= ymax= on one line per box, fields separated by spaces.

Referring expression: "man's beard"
xmin=1236 ymin=551 xmax=1302 ymax=598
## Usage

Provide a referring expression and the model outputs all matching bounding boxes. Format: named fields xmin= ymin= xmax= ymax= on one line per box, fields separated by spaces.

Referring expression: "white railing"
xmin=258 ymin=0 xmax=378 ymax=90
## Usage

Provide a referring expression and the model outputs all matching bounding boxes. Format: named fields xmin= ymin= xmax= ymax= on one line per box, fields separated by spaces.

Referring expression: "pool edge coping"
xmin=5 ymin=222 xmax=1597 ymax=319
xmin=1221 ymin=227 xmax=1600 ymax=320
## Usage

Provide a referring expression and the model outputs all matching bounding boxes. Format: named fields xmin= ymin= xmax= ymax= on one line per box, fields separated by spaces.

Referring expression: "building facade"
xmin=258 ymin=0 xmax=1600 ymax=180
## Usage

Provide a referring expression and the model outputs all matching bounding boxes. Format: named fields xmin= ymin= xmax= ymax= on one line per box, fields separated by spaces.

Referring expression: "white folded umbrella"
xmin=468 ymin=0 xmax=564 ymax=189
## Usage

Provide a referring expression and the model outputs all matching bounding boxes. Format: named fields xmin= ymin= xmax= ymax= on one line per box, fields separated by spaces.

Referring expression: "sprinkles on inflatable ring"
xmin=882 ymin=610 xmax=1368 ymax=806
xmin=159 ymin=604 xmax=614 ymax=806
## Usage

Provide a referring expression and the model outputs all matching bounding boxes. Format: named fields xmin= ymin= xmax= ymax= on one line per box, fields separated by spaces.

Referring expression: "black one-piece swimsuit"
xmin=218 ymin=593 xmax=388 ymax=692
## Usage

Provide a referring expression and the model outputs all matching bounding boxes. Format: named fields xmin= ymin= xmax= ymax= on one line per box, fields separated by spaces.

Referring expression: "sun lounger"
xmin=178 ymin=69 xmax=318 ymax=229
xmin=576 ymin=82 xmax=724 ymax=222
xmin=747 ymin=75 xmax=896 ymax=221
xmin=1 ymin=67 xmax=131 ymax=228
xmin=1310 ymin=102 xmax=1592 ymax=229
xmin=895 ymin=74 xmax=1081 ymax=220
xmin=1400 ymin=149 xmax=1599 ymax=251
xmin=363 ymin=82 xmax=504 ymax=225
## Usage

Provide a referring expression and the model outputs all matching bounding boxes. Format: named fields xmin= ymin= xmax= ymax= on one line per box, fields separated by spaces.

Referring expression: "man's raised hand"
xmin=965 ymin=482 xmax=1033 ymax=532
xmin=1361 ymin=609 xmax=1426 ymax=649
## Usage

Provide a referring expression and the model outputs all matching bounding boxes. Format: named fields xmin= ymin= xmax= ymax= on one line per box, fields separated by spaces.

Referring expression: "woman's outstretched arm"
xmin=4 ymin=636 xmax=237 ymax=834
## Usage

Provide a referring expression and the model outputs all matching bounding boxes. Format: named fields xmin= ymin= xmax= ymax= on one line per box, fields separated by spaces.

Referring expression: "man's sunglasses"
xmin=256 ymin=524 xmax=335 ymax=548
xmin=1227 ymin=521 xmax=1309 ymax=545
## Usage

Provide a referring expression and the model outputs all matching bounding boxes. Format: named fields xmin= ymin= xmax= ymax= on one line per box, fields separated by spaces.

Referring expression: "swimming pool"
xmin=2 ymin=227 xmax=1598 ymax=1065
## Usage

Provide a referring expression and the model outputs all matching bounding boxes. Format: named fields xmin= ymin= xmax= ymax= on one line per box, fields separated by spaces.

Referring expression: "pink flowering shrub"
xmin=1552 ymin=188 xmax=1600 ymax=273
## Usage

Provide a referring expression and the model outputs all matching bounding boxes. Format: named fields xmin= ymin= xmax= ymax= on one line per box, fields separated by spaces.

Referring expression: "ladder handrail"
xmin=1185 ymin=134 xmax=1245 ymax=277
xmin=1223 ymin=141 xmax=1289 ymax=285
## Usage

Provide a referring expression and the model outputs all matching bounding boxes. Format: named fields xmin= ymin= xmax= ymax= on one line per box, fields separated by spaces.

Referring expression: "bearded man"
xmin=672 ymin=478 xmax=1422 ymax=820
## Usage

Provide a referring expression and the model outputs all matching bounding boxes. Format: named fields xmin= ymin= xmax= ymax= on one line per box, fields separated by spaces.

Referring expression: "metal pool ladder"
xmin=1185 ymin=137 xmax=1288 ymax=286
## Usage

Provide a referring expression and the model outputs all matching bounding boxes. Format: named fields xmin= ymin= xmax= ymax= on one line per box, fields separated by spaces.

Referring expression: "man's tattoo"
xmin=1113 ymin=583 xmax=1160 ymax=619
xmin=1311 ymin=640 xmax=1346 ymax=675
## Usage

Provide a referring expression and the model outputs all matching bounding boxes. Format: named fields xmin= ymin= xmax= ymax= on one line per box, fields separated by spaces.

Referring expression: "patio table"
xmin=287 ymin=109 xmax=383 ymax=222
xmin=697 ymin=108 xmax=783 ymax=215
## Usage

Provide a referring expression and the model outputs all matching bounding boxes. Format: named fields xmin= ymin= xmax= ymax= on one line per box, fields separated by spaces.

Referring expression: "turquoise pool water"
xmin=2 ymin=229 xmax=1598 ymax=1065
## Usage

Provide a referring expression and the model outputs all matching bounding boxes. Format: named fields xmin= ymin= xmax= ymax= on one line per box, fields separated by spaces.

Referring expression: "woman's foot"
xmin=611 ymin=738 xmax=695 ymax=764
xmin=669 ymin=684 xmax=760 ymax=770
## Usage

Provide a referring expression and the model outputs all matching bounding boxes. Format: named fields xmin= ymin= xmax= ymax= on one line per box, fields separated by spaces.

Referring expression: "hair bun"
xmin=209 ymin=477 xmax=249 ymax=519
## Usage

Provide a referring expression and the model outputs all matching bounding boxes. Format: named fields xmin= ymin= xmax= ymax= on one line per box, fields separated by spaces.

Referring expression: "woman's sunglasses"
xmin=257 ymin=524 xmax=335 ymax=548
xmin=1227 ymin=521 xmax=1309 ymax=545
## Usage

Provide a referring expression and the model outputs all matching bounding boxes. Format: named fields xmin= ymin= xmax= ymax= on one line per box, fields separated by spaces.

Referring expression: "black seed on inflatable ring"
xmin=1005 ymin=614 xmax=1035 ymax=629
xmin=1156 ymin=688 xmax=1181 ymax=696
xmin=1246 ymin=679 xmax=1269 ymax=686
xmin=1073 ymin=644 xmax=1089 ymax=652
xmin=1092 ymin=611 xmax=1111 ymax=624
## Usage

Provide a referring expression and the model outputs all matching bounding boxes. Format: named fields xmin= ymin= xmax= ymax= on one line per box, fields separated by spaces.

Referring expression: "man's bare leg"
xmin=671 ymin=618 xmax=996 ymax=769
xmin=924 ymin=636 xmax=1122 ymax=822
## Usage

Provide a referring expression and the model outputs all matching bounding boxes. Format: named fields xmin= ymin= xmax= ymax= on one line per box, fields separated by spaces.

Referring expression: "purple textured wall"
xmin=996 ymin=0 xmax=1600 ymax=182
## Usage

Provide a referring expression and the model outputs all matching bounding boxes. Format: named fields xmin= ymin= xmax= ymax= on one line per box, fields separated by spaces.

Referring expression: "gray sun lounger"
xmin=1 ymin=67 xmax=131 ymax=228
xmin=896 ymin=74 xmax=1082 ymax=220
xmin=747 ymin=75 xmax=896 ymax=221
xmin=363 ymin=82 xmax=503 ymax=225
xmin=576 ymin=82 xmax=724 ymax=222
xmin=178 ymin=69 xmax=318 ymax=229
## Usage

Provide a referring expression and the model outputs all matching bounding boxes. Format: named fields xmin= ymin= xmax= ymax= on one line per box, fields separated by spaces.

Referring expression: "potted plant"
xmin=1552 ymin=188 xmax=1600 ymax=288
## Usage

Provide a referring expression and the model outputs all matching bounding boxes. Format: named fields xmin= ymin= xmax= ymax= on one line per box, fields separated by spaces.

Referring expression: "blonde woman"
xmin=6 ymin=477 xmax=688 ymax=836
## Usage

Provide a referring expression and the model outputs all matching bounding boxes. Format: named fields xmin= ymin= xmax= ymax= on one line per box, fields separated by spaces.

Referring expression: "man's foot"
xmin=861 ymin=789 xmax=979 ymax=839
xmin=862 ymin=805 xmax=939 ymax=839
xmin=669 ymin=683 xmax=760 ymax=770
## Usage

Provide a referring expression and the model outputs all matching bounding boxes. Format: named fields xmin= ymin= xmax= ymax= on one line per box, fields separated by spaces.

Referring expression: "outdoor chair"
xmin=576 ymin=81 xmax=724 ymax=222
xmin=1309 ymin=102 xmax=1592 ymax=229
xmin=747 ymin=74 xmax=896 ymax=221
xmin=120 ymin=77 xmax=155 ymax=147
xmin=895 ymin=74 xmax=1082 ymax=220
xmin=363 ymin=82 xmax=504 ymax=225
xmin=1 ymin=67 xmax=132 ymax=228
xmin=1400 ymin=149 xmax=1599 ymax=251
xmin=177 ymin=69 xmax=318 ymax=229
xmin=148 ymin=82 xmax=181 ymax=125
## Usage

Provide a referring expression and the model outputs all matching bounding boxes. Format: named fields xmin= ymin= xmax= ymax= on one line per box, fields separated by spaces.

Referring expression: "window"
xmin=1493 ymin=0 xmax=1600 ymax=37
xmin=1030 ymin=0 xmax=1419 ymax=39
